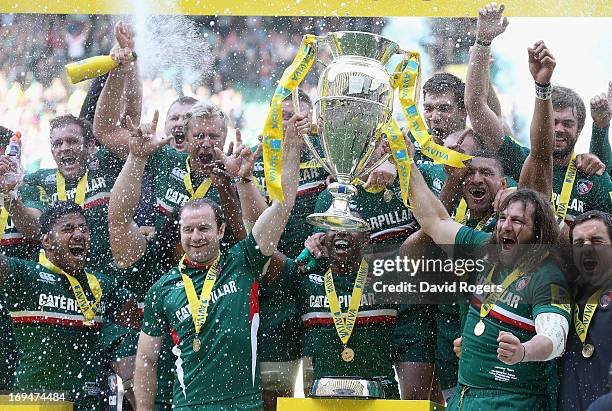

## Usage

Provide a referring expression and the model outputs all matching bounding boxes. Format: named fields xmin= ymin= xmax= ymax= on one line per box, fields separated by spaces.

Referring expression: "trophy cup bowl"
xmin=304 ymin=31 xmax=399 ymax=232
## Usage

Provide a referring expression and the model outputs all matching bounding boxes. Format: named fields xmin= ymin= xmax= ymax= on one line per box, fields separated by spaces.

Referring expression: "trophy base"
xmin=306 ymin=182 xmax=371 ymax=232
xmin=310 ymin=377 xmax=385 ymax=399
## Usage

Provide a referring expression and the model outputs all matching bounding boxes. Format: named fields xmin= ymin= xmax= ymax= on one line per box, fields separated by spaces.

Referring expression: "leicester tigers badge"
xmin=577 ymin=180 xmax=593 ymax=195
xmin=515 ymin=276 xmax=530 ymax=291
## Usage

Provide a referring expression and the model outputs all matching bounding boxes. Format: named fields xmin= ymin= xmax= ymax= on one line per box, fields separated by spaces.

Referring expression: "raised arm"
xmin=134 ymin=332 xmax=162 ymax=411
xmin=465 ymin=3 xmax=509 ymax=151
xmin=589 ymin=82 xmax=611 ymax=174
xmin=519 ymin=41 xmax=556 ymax=196
xmin=251 ymin=114 xmax=309 ymax=256
xmin=405 ymin=140 xmax=463 ymax=245
xmin=108 ymin=111 xmax=171 ymax=267
xmin=93 ymin=22 xmax=141 ymax=159
xmin=0 ymin=157 xmax=40 ymax=238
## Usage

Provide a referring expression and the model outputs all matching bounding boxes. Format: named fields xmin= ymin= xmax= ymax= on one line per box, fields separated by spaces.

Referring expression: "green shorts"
xmin=392 ymin=304 xmax=436 ymax=363
xmin=447 ymin=385 xmax=547 ymax=411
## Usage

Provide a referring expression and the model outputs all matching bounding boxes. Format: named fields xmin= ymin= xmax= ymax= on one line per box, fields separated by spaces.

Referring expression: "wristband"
xmin=519 ymin=343 xmax=527 ymax=362
xmin=535 ymin=82 xmax=552 ymax=100
xmin=475 ymin=38 xmax=492 ymax=47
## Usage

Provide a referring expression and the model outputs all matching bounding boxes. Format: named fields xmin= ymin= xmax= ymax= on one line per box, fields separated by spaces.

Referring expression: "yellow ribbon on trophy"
xmin=38 ymin=251 xmax=102 ymax=323
xmin=262 ymin=35 xmax=317 ymax=203
xmin=393 ymin=53 xmax=472 ymax=168
xmin=383 ymin=119 xmax=411 ymax=206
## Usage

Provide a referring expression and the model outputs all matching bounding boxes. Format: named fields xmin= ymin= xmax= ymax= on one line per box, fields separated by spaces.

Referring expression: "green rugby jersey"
xmin=252 ymin=142 xmax=327 ymax=259
xmin=23 ymin=147 xmax=123 ymax=275
xmin=2 ymin=257 xmax=129 ymax=409
xmin=454 ymin=226 xmax=571 ymax=395
xmin=277 ymin=258 xmax=399 ymax=397
xmin=497 ymin=135 xmax=612 ymax=222
xmin=141 ymin=234 xmax=269 ymax=410
xmin=313 ymin=180 xmax=416 ymax=245
xmin=147 ymin=146 xmax=220 ymax=229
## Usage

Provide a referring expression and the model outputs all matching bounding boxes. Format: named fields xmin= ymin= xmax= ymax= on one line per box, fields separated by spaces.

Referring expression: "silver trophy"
xmin=295 ymin=31 xmax=401 ymax=232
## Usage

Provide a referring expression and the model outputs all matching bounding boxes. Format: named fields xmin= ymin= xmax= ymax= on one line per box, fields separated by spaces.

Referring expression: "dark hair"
xmin=423 ymin=73 xmax=465 ymax=110
xmin=179 ymin=198 xmax=225 ymax=229
xmin=0 ymin=125 xmax=14 ymax=148
xmin=470 ymin=149 xmax=504 ymax=176
xmin=570 ymin=210 xmax=612 ymax=244
xmin=40 ymin=201 xmax=86 ymax=234
xmin=552 ymin=86 xmax=586 ymax=134
xmin=168 ymin=96 xmax=199 ymax=114
xmin=493 ymin=189 xmax=561 ymax=273
xmin=49 ymin=114 xmax=94 ymax=144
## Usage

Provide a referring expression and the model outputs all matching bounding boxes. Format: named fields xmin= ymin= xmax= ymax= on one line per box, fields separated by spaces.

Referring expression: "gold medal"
xmin=383 ymin=189 xmax=393 ymax=203
xmin=192 ymin=336 xmax=201 ymax=352
xmin=474 ymin=320 xmax=485 ymax=336
xmin=341 ymin=347 xmax=355 ymax=362
xmin=582 ymin=343 xmax=594 ymax=358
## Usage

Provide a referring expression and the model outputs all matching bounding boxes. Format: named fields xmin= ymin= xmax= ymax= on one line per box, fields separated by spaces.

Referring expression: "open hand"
xmin=590 ymin=81 xmax=612 ymax=129
xmin=126 ymin=110 xmax=172 ymax=159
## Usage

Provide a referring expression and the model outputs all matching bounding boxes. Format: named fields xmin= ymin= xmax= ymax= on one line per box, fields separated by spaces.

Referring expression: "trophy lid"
xmin=325 ymin=31 xmax=401 ymax=65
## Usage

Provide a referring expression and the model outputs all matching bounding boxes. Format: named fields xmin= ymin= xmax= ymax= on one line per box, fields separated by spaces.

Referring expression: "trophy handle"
xmin=303 ymin=133 xmax=336 ymax=177
xmin=354 ymin=151 xmax=391 ymax=181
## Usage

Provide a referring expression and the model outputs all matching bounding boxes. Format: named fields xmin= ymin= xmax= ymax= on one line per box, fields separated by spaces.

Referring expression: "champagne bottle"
xmin=65 ymin=53 xmax=136 ymax=84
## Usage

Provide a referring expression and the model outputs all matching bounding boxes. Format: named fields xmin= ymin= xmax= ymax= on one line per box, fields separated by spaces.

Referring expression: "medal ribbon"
xmin=38 ymin=251 xmax=101 ymax=321
xmin=56 ymin=170 xmax=87 ymax=206
xmin=479 ymin=266 xmax=524 ymax=321
xmin=573 ymin=288 xmax=600 ymax=344
xmin=324 ymin=258 xmax=369 ymax=346
xmin=262 ymin=35 xmax=317 ymax=203
xmin=184 ymin=157 xmax=212 ymax=199
xmin=0 ymin=208 xmax=9 ymax=241
xmin=554 ymin=153 xmax=577 ymax=224
xmin=392 ymin=54 xmax=473 ymax=168
xmin=453 ymin=199 xmax=491 ymax=231
xmin=179 ymin=254 xmax=221 ymax=337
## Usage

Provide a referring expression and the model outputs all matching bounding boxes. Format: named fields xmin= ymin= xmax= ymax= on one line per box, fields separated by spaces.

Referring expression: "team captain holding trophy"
xmin=259 ymin=31 xmax=472 ymax=399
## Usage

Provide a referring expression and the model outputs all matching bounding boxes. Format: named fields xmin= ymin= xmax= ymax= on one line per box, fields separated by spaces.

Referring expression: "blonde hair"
xmin=184 ymin=101 xmax=229 ymax=137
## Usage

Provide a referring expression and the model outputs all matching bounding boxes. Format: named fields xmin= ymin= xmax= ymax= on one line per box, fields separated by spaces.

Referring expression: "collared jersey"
xmin=147 ymin=146 xmax=220 ymax=229
xmin=2 ymin=257 xmax=128 ymax=410
xmin=454 ymin=226 xmax=571 ymax=395
xmin=23 ymin=147 xmax=123 ymax=275
xmin=498 ymin=135 xmax=612 ymax=222
xmin=141 ymin=234 xmax=269 ymax=410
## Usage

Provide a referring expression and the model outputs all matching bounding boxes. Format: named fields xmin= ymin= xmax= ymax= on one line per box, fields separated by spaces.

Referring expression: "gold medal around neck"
xmin=192 ymin=336 xmax=201 ymax=352
xmin=582 ymin=343 xmax=594 ymax=358
xmin=341 ymin=347 xmax=355 ymax=362
xmin=474 ymin=320 xmax=485 ymax=336
xmin=383 ymin=189 xmax=393 ymax=203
